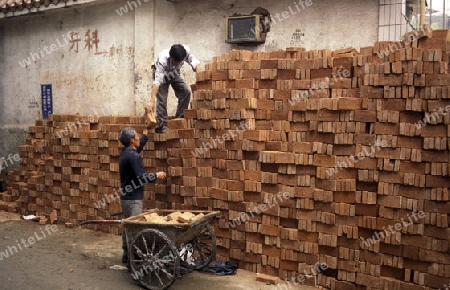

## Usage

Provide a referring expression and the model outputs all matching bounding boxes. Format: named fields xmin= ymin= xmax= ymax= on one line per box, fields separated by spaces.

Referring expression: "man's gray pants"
xmin=156 ymin=74 xmax=191 ymax=129
xmin=120 ymin=199 xmax=143 ymax=258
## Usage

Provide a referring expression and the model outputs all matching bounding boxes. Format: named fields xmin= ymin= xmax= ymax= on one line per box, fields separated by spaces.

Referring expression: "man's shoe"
xmin=155 ymin=126 xmax=169 ymax=133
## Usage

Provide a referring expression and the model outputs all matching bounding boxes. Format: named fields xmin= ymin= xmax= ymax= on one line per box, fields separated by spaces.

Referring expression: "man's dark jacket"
xmin=119 ymin=135 xmax=156 ymax=200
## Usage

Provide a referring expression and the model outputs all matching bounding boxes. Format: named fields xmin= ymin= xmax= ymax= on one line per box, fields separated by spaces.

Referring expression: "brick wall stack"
xmin=2 ymin=28 xmax=450 ymax=289
xmin=2 ymin=115 xmax=152 ymax=234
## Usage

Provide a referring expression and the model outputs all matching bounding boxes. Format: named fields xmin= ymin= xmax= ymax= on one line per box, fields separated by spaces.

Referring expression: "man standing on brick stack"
xmin=145 ymin=44 xmax=200 ymax=134
xmin=118 ymin=127 xmax=167 ymax=265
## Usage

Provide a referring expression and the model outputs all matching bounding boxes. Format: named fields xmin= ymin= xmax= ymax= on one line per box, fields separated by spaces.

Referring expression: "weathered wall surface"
xmin=0 ymin=3 xmax=138 ymax=164
xmin=0 ymin=0 xmax=379 ymax=161
xmin=0 ymin=22 xmax=29 ymax=163
xmin=3 ymin=8 xmax=136 ymax=119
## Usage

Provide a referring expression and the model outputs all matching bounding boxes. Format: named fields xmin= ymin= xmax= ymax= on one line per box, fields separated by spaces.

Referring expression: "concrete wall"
xmin=0 ymin=21 xmax=29 ymax=168
xmin=0 ymin=0 xmax=380 ymax=168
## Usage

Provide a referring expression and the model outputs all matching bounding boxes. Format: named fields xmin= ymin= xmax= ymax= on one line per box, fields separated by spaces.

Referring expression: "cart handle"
xmin=80 ymin=220 xmax=122 ymax=226
xmin=109 ymin=208 xmax=159 ymax=218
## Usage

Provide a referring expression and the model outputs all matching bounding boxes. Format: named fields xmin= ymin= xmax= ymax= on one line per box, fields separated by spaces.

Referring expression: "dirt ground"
xmin=0 ymin=211 xmax=316 ymax=290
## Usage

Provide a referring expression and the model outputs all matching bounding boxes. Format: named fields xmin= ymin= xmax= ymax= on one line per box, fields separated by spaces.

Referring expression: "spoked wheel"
xmin=129 ymin=229 xmax=180 ymax=290
xmin=180 ymin=224 xmax=216 ymax=269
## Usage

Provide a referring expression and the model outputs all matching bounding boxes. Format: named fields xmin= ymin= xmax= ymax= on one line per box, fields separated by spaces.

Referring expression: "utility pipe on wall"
xmin=420 ymin=0 xmax=426 ymax=27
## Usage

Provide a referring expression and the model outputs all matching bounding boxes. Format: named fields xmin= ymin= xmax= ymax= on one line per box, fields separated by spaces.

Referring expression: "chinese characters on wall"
xmin=68 ymin=29 xmax=135 ymax=57
xmin=40 ymin=84 xmax=53 ymax=119
xmin=290 ymin=29 xmax=305 ymax=46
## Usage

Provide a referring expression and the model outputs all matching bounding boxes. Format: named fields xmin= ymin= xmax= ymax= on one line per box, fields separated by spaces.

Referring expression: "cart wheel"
xmin=181 ymin=224 xmax=216 ymax=269
xmin=129 ymin=229 xmax=180 ymax=290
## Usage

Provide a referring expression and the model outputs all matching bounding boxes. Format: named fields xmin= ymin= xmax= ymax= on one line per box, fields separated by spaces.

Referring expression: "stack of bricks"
xmin=4 ymin=28 xmax=450 ymax=290
xmin=5 ymin=115 xmax=166 ymax=234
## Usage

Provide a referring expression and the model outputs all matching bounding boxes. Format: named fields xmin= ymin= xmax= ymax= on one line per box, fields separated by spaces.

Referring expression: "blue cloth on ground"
xmin=199 ymin=261 xmax=238 ymax=276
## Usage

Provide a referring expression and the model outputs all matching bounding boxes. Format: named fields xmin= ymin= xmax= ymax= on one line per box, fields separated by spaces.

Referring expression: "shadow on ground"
xmin=0 ymin=211 xmax=317 ymax=290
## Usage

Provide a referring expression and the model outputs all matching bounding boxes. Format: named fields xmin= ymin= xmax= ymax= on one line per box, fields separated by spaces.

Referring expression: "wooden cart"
xmin=118 ymin=209 xmax=219 ymax=290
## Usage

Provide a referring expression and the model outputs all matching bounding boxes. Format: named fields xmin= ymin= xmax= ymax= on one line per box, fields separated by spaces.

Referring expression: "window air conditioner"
xmin=225 ymin=15 xmax=268 ymax=44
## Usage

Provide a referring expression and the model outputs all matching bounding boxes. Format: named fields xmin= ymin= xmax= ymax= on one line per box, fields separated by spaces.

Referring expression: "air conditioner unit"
xmin=225 ymin=15 xmax=268 ymax=44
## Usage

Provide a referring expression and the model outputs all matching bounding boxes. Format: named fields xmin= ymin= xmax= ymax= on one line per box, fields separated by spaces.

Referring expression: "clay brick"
xmin=399 ymin=161 xmax=426 ymax=174
xmin=311 ymin=68 xmax=332 ymax=79
xmin=333 ymin=56 xmax=353 ymax=69
xmin=381 ymin=99 xmax=406 ymax=111
xmin=313 ymin=154 xmax=337 ymax=167
xmin=261 ymin=69 xmax=278 ymax=79
xmin=292 ymin=79 xmax=312 ymax=89
xmin=361 ymin=86 xmax=384 ymax=98
xmin=225 ymin=180 xmax=244 ymax=191
xmin=277 ymin=69 xmax=296 ymax=80
xmin=227 ymin=61 xmax=245 ymax=70
xmin=243 ymin=252 xmax=261 ymax=263
xmin=256 ymin=273 xmax=280 ymax=285
xmin=374 ymin=123 xmax=400 ymax=135
xmin=427 ymin=100 xmax=450 ymax=111
xmin=210 ymin=149 xmax=228 ymax=159
xmin=242 ymin=69 xmax=261 ymax=79
xmin=337 ymin=260 xmax=359 ymax=272
xmin=257 ymin=100 xmax=275 ymax=110
xmin=332 ymin=280 xmax=357 ymax=290
xmin=338 ymin=98 xmax=363 ymax=110
xmin=272 ymin=89 xmax=291 ymax=100
xmin=279 ymin=260 xmax=298 ymax=271
xmin=235 ymin=79 xmax=255 ymax=89
xmin=330 ymin=78 xmax=352 ymax=89
xmin=261 ymin=224 xmax=281 ymax=237
xmin=426 ymin=175 xmax=450 ymax=188
xmin=315 ymin=179 xmax=336 ymax=191
xmin=398 ymin=281 xmax=427 ymax=290
xmin=397 ymin=136 xmax=422 ymax=149
xmin=378 ymin=195 xmax=402 ymax=208
xmin=259 ymin=79 xmax=278 ymax=89
xmin=420 ymin=125 xmax=447 ymax=137
xmin=183 ymin=109 xmax=197 ymax=119
xmin=260 ymin=60 xmax=278 ymax=69
xmin=226 ymin=160 xmax=244 ymax=171
xmin=243 ymin=130 xmax=268 ymax=141
xmin=293 ymin=59 xmax=314 ymax=69
xmin=421 ymin=150 xmax=449 ymax=162
xmin=211 ymin=70 xmax=228 ymax=81
xmin=262 ymin=244 xmax=280 ymax=257
xmin=317 ymin=110 xmax=340 ymax=121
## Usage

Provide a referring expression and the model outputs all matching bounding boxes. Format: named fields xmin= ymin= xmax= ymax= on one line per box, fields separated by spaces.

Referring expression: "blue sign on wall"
xmin=41 ymin=84 xmax=53 ymax=119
